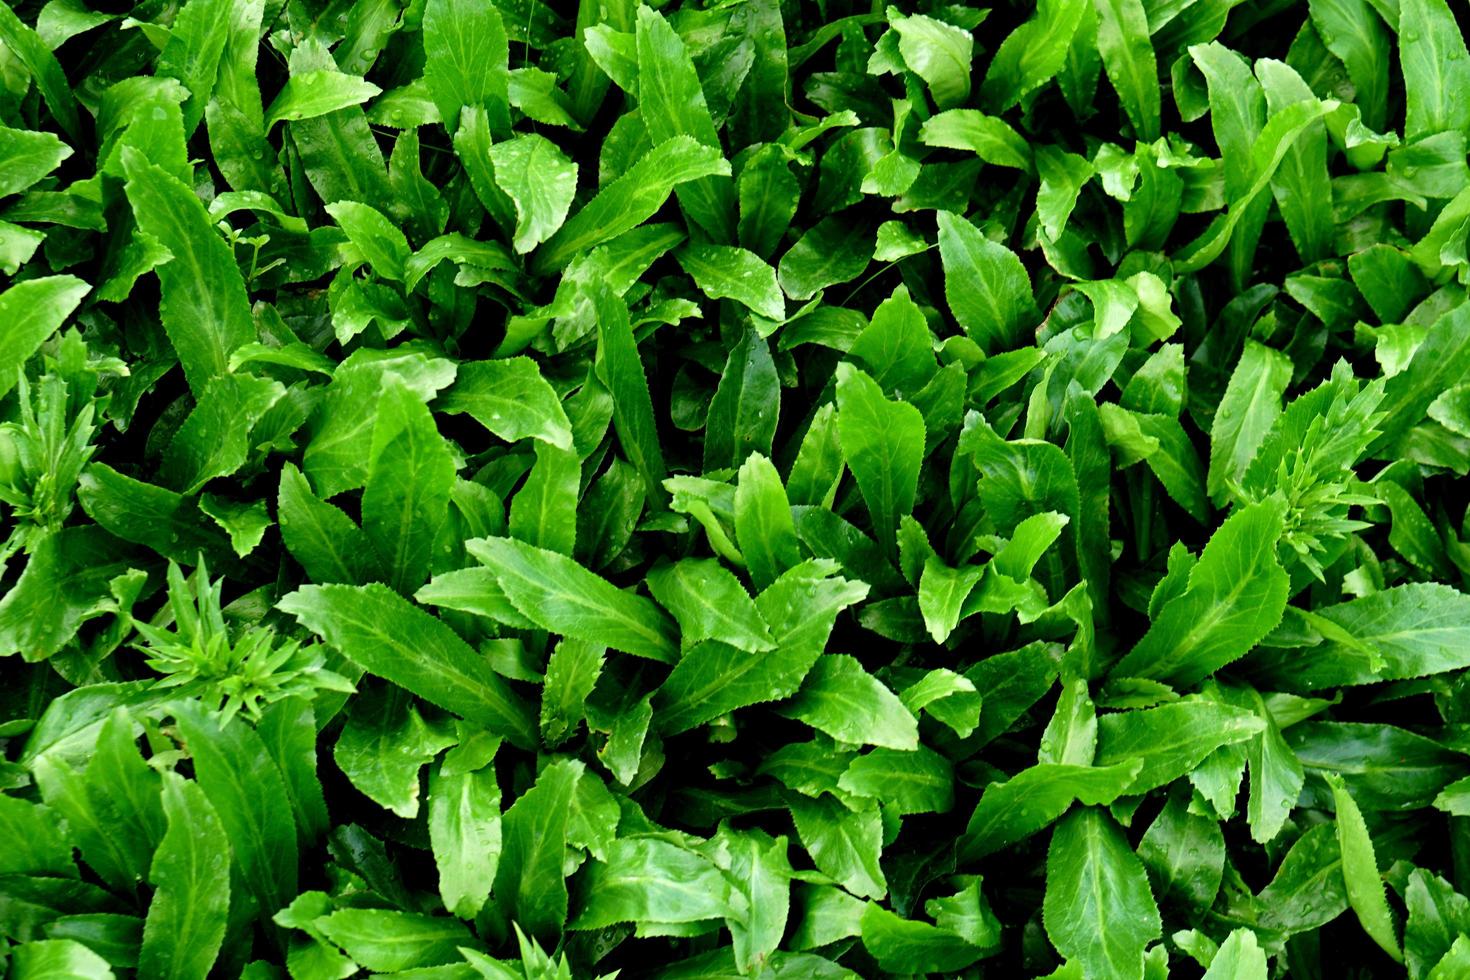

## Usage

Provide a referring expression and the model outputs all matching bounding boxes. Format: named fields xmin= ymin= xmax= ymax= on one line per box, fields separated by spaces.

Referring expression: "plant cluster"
xmin=3 ymin=0 xmax=1470 ymax=976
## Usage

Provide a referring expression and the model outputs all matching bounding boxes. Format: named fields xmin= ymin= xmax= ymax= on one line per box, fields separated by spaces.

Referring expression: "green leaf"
xmin=918 ymin=110 xmax=1033 ymax=171
xmin=278 ymin=583 xmax=538 ymax=748
xmin=0 ymin=124 xmax=73 ymax=198
xmin=677 ymin=243 xmax=785 ymax=321
xmin=835 ymin=363 xmax=925 ymax=557
xmin=540 ymin=638 xmax=604 ymax=746
xmin=1044 ymin=808 xmax=1162 ymax=980
xmin=535 ymin=137 xmax=731 ymax=273
xmin=277 ymin=464 xmax=371 ymax=585
xmin=162 ymin=373 xmax=285 ymax=495
xmin=936 ymin=211 xmax=1037 ymax=353
xmin=647 ymin=558 xmax=775 ymax=653
xmin=1111 ymin=500 xmax=1288 ymax=685
xmin=422 ymin=0 xmax=509 ymax=134
xmin=325 ymin=201 xmax=410 ymax=281
xmin=1093 ymin=0 xmax=1160 ymax=140
xmin=121 ymin=151 xmax=253 ymax=396
xmin=0 ymin=2 xmax=81 ymax=140
xmin=466 ymin=535 xmax=678 ymax=663
xmin=889 ymin=11 xmax=973 ymax=109
xmin=705 ymin=326 xmax=780 ymax=473
xmin=776 ymin=654 xmax=918 ymax=750
xmin=1259 ymin=59 xmax=1333 ymax=264
xmin=138 ymin=772 xmax=231 ymax=980
xmin=437 ymin=358 xmax=574 ymax=451
xmin=1398 ymin=0 xmax=1470 ymax=143
xmin=8 ymin=939 xmax=115 ymax=980
xmin=428 ymin=758 xmax=502 ymax=920
xmin=490 ymin=134 xmax=579 ymax=254
xmin=264 ymin=70 xmax=381 ymax=128
xmin=1405 ymin=869 xmax=1470 ymax=978
xmin=960 ymin=761 xmax=1140 ymax=860
xmin=839 ymin=746 xmax=955 ymax=815
xmin=1252 ymin=584 xmax=1470 ymax=689
xmin=734 ymin=453 xmax=800 ymax=593
xmin=635 ymin=5 xmax=734 ymax=242
xmin=860 ymin=903 xmax=984 ymax=974
xmin=172 ymin=701 xmax=297 ymax=918
xmin=0 ymin=276 xmax=89 ymax=401
xmin=980 ymin=0 xmax=1086 ymax=111
xmin=777 ymin=216 xmax=875 ymax=302
xmin=1309 ymin=0 xmax=1389 ymax=131
xmin=593 ymin=281 xmax=667 ymax=503
xmin=1137 ymin=789 xmax=1226 ymax=912
xmin=1327 ymin=772 xmax=1403 ymax=963
xmin=570 ymin=837 xmax=734 ymax=930
xmin=1095 ymin=699 xmax=1265 ymax=793
xmin=918 ymin=557 xmax=985 ymax=644
xmin=509 ymin=441 xmax=580 ymax=556
xmin=1202 ymin=929 xmax=1267 ymax=980
xmin=334 ymin=686 xmax=456 ymax=819
xmin=493 ymin=758 xmax=583 ymax=940
xmin=656 ymin=560 xmax=868 ymax=734
xmin=1208 ymin=341 xmax=1292 ymax=504
xmin=315 ymin=909 xmax=473 ymax=972
xmin=788 ymin=793 xmax=886 ymax=900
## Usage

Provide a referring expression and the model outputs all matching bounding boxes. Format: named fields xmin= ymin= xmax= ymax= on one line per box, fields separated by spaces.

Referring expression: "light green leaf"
xmin=788 ymin=793 xmax=887 ymax=900
xmin=838 ymin=746 xmax=955 ymax=815
xmin=1043 ymin=808 xmax=1162 ymax=980
xmin=325 ymin=200 xmax=410 ymax=281
xmin=278 ymin=583 xmax=538 ymax=748
xmin=1202 ymin=929 xmax=1268 ymax=980
xmin=677 ymin=243 xmax=785 ymax=321
xmin=1093 ymin=0 xmax=1160 ymax=140
xmin=889 ymin=11 xmax=973 ymax=109
xmin=0 ymin=276 xmax=89 ymax=401
xmin=960 ymin=761 xmax=1140 ymax=860
xmin=467 ymin=535 xmax=678 ymax=663
xmin=918 ymin=110 xmax=1033 ymax=171
xmin=735 ymin=453 xmax=801 ymax=593
xmin=1399 ymin=0 xmax=1470 ymax=143
xmin=493 ymin=758 xmax=583 ymax=940
xmin=936 ymin=211 xmax=1037 ymax=353
xmin=570 ymin=837 xmax=734 ymax=930
xmin=1252 ymin=584 xmax=1470 ymax=689
xmin=265 ymin=70 xmax=381 ymax=128
xmin=0 ymin=124 xmax=73 ymax=197
xmin=535 ymin=137 xmax=730 ymax=273
xmin=1208 ymin=341 xmax=1292 ymax=504
xmin=656 ymin=561 xmax=868 ymax=734
xmin=428 ymin=758 xmax=502 ymax=919
xmin=1094 ymin=700 xmax=1266 ymax=793
xmin=1111 ymin=499 xmax=1288 ymax=685
xmin=122 ymin=151 xmax=253 ymax=396
xmin=315 ymin=909 xmax=473 ymax=972
xmin=1328 ymin=773 xmax=1403 ymax=962
xmin=139 ymin=772 xmax=230 ymax=980
xmin=490 ymin=133 xmax=578 ymax=254
xmin=835 ymin=363 xmax=924 ymax=557
xmin=362 ymin=375 xmax=455 ymax=593
xmin=437 ymin=358 xmax=573 ymax=451
xmin=647 ymin=558 xmax=775 ymax=653
xmin=422 ymin=0 xmax=509 ymax=134
xmin=776 ymin=654 xmax=918 ymax=750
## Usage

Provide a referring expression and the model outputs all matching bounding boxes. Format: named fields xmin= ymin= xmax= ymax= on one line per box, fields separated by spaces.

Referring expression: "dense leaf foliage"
xmin=2 ymin=0 xmax=1470 ymax=975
